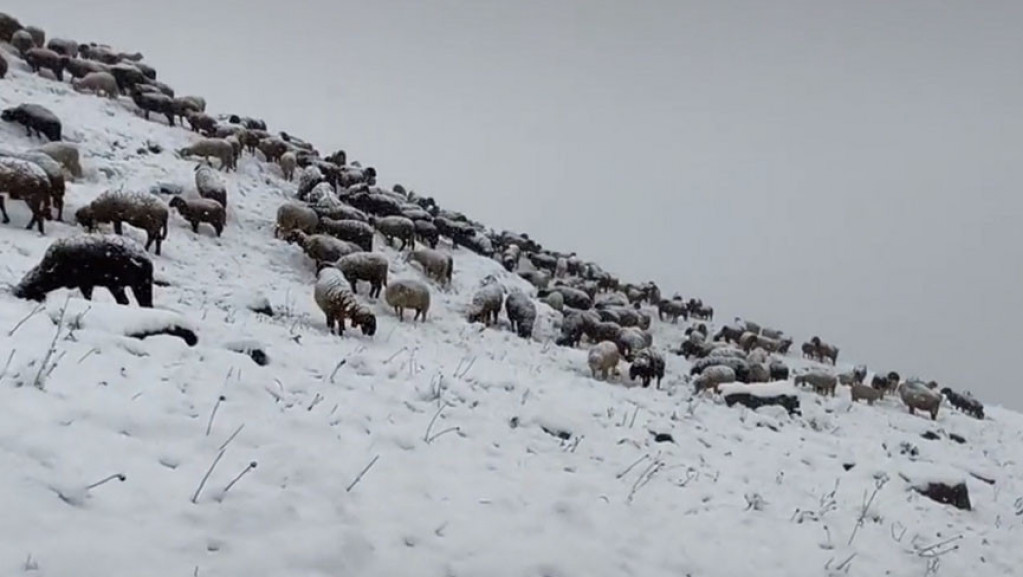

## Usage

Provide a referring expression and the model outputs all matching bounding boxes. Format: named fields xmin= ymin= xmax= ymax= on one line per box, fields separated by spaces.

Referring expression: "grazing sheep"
xmin=11 ymin=29 xmax=35 ymax=55
xmin=584 ymin=320 xmax=623 ymax=347
xmin=168 ymin=196 xmax=225 ymax=237
xmin=551 ymin=285 xmax=592 ymax=310
xmin=313 ymin=267 xmax=376 ymax=336
xmin=45 ymin=37 xmax=77 ymax=57
xmin=588 ymin=340 xmax=621 ymax=381
xmin=334 ymin=252 xmax=388 ymax=298
xmin=899 ymin=381 xmax=942 ymax=420
xmin=287 ymin=230 xmax=360 ymax=265
xmin=505 ymin=288 xmax=537 ymax=338
xmin=2 ymin=103 xmax=61 ymax=141
xmin=723 ymin=387 xmax=801 ymax=416
xmin=71 ymin=71 xmax=118 ymax=98
xmin=75 ymin=190 xmax=170 ymax=254
xmin=13 ymin=235 xmax=153 ymax=307
xmin=414 ymin=219 xmax=439 ymax=249
xmin=178 ymin=95 xmax=206 ymax=113
xmin=194 ymin=164 xmax=228 ymax=207
xmin=407 ymin=248 xmax=453 ymax=286
xmin=941 ymin=387 xmax=984 ymax=419
xmin=468 ymin=282 xmax=505 ymax=326
xmin=518 ymin=269 xmax=551 ymax=290
xmin=0 ymin=157 xmax=52 ymax=233
xmin=0 ymin=149 xmax=65 ymax=221
xmin=810 ymin=336 xmax=839 ymax=364
xmin=794 ymin=371 xmax=838 ymax=397
xmin=274 ymin=201 xmax=319 ymax=238
xmin=185 ymin=111 xmax=217 ymax=135
xmin=371 ymin=215 xmax=415 ymax=250
xmin=657 ymin=298 xmax=688 ymax=323
xmin=747 ymin=362 xmax=771 ymax=383
xmin=130 ymin=86 xmax=175 ymax=125
xmin=179 ymin=138 xmax=236 ymax=171
xmin=319 ymin=217 xmax=374 ymax=252
xmin=616 ymin=326 xmax=652 ymax=361
xmin=24 ymin=47 xmax=67 ymax=81
xmin=110 ymin=64 xmax=148 ymax=93
xmin=542 ymin=290 xmax=564 ymax=312
xmin=384 ymin=278 xmax=431 ymax=322
xmin=690 ymin=356 xmax=750 ymax=382
xmin=554 ymin=257 xmax=568 ymax=279
xmin=689 ymin=302 xmax=714 ymax=320
xmin=629 ymin=348 xmax=665 ymax=388
xmin=693 ymin=365 xmax=736 ymax=393
xmin=64 ymin=57 xmax=105 ymax=80
xmin=761 ymin=327 xmax=785 ymax=340
xmin=740 ymin=331 xmax=792 ymax=354
xmin=26 ymin=141 xmax=81 ymax=182
xmin=850 ymin=383 xmax=882 ymax=405
xmin=279 ymin=151 xmax=297 ymax=181
xmin=134 ymin=61 xmax=157 ymax=80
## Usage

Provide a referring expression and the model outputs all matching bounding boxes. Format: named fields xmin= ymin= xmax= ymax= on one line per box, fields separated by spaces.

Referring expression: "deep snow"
xmin=2 ymin=45 xmax=1023 ymax=577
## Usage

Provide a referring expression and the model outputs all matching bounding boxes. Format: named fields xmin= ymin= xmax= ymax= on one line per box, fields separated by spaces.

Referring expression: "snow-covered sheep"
xmin=287 ymin=231 xmax=361 ymax=265
xmin=551 ymin=285 xmax=592 ymax=310
xmin=185 ymin=111 xmax=217 ymax=135
xmin=24 ymin=47 xmax=66 ymax=81
xmin=747 ymin=362 xmax=770 ymax=383
xmin=769 ymin=361 xmax=790 ymax=381
xmin=371 ymin=215 xmax=415 ymax=250
xmin=850 ymin=383 xmax=882 ymax=405
xmin=279 ymin=151 xmax=297 ymax=181
xmin=257 ymin=137 xmax=287 ymax=163
xmin=542 ymin=290 xmax=564 ymax=312
xmin=168 ymin=196 xmax=225 ymax=237
xmin=657 ymin=298 xmax=688 ymax=323
xmin=274 ymin=202 xmax=318 ymax=239
xmin=518 ymin=269 xmax=551 ymax=290
xmin=0 ymin=12 xmax=21 ymax=43
xmin=505 ymin=288 xmax=537 ymax=339
xmin=629 ymin=348 xmax=665 ymax=388
xmin=838 ymin=365 xmax=868 ymax=386
xmin=76 ymin=190 xmax=170 ymax=254
xmin=130 ymin=87 xmax=175 ymax=126
xmin=110 ymin=64 xmax=148 ymax=93
xmin=694 ymin=365 xmax=736 ymax=393
xmin=318 ymin=218 xmax=374 ymax=252
xmin=0 ymin=157 xmax=54 ymax=234
xmin=690 ymin=357 xmax=750 ymax=383
xmin=313 ymin=267 xmax=376 ymax=336
xmin=194 ymin=164 xmax=229 ymax=207
xmin=64 ymin=57 xmax=105 ymax=80
xmin=45 ymin=37 xmax=77 ymax=58
xmin=740 ymin=331 xmax=792 ymax=354
xmin=72 ymin=71 xmax=118 ymax=98
xmin=11 ymin=29 xmax=35 ymax=55
xmin=899 ymin=381 xmax=942 ymax=420
xmin=554 ymin=256 xmax=568 ymax=279
xmin=501 ymin=244 xmax=521 ymax=271
xmin=0 ymin=149 xmax=65 ymax=221
xmin=384 ymin=278 xmax=431 ymax=322
xmin=468 ymin=282 xmax=505 ymax=326
xmin=25 ymin=25 xmax=44 ymax=47
xmin=414 ymin=219 xmax=439 ymax=249
xmin=179 ymin=139 xmax=236 ymax=172
xmin=2 ymin=103 xmax=61 ymax=141
xmin=407 ymin=248 xmax=453 ymax=287
xmin=616 ymin=326 xmax=652 ymax=361
xmin=584 ymin=320 xmax=622 ymax=346
xmin=588 ymin=340 xmax=621 ymax=381
xmin=334 ymin=252 xmax=388 ymax=298
xmin=13 ymin=235 xmax=154 ymax=307
xmin=794 ymin=371 xmax=838 ymax=397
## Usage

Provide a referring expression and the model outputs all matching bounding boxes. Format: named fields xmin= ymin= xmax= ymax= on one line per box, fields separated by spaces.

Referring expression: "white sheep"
xmin=194 ymin=164 xmax=228 ymax=208
xmin=587 ymin=340 xmax=621 ymax=381
xmin=693 ymin=365 xmax=736 ymax=393
xmin=275 ymin=201 xmax=318 ymax=238
xmin=72 ymin=71 xmax=119 ymax=98
xmin=384 ymin=278 xmax=431 ymax=322
xmin=313 ymin=267 xmax=376 ymax=336
xmin=407 ymin=248 xmax=453 ymax=286
xmin=32 ymin=141 xmax=82 ymax=179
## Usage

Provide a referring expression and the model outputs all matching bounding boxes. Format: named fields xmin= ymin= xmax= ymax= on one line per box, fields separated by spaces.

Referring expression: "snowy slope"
xmin=3 ymin=47 xmax=1023 ymax=577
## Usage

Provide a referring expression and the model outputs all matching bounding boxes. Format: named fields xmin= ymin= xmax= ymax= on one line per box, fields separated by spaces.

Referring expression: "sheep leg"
xmin=191 ymin=221 xmax=200 ymax=234
xmin=215 ymin=224 xmax=223 ymax=237
xmin=79 ymin=285 xmax=94 ymax=300
xmin=109 ymin=285 xmax=130 ymax=305
xmin=394 ymin=306 xmax=403 ymax=321
xmin=0 ymin=197 xmax=8 ymax=223
xmin=113 ymin=221 xmax=124 ymax=235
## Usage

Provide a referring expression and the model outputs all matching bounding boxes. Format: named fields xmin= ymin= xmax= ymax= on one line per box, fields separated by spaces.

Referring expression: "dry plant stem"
xmin=424 ymin=403 xmax=447 ymax=442
xmin=426 ymin=426 xmax=460 ymax=443
xmin=206 ymin=395 xmax=226 ymax=436
xmin=218 ymin=424 xmax=245 ymax=452
xmin=346 ymin=455 xmax=380 ymax=492
xmin=0 ymin=349 xmax=15 ymax=380
xmin=222 ymin=462 xmax=257 ymax=495
xmin=86 ymin=473 xmax=126 ymax=490
xmin=617 ymin=454 xmax=650 ymax=479
xmin=33 ymin=296 xmax=70 ymax=389
xmin=191 ymin=449 xmax=226 ymax=504
xmin=8 ymin=303 xmax=44 ymax=336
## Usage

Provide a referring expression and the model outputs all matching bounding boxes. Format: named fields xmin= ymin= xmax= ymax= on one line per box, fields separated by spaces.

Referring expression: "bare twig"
xmin=328 ymin=359 xmax=346 ymax=383
xmin=8 ymin=303 xmax=44 ymax=336
xmin=221 ymin=461 xmax=257 ymax=495
xmin=205 ymin=395 xmax=226 ymax=436
xmin=848 ymin=475 xmax=888 ymax=545
xmin=218 ymin=424 xmax=245 ymax=452
xmin=0 ymin=348 xmax=15 ymax=380
xmin=426 ymin=426 xmax=460 ymax=443
xmin=76 ymin=347 xmax=99 ymax=364
xmin=346 ymin=455 xmax=380 ymax=492
xmin=33 ymin=295 xmax=70 ymax=389
xmin=307 ymin=393 xmax=323 ymax=411
xmin=424 ymin=403 xmax=447 ymax=443
xmin=86 ymin=473 xmax=126 ymax=490
xmin=616 ymin=454 xmax=650 ymax=479
xmin=191 ymin=449 xmax=226 ymax=504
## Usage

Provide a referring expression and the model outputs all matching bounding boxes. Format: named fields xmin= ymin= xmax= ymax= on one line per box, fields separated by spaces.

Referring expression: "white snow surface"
xmin=2 ymin=48 xmax=1023 ymax=577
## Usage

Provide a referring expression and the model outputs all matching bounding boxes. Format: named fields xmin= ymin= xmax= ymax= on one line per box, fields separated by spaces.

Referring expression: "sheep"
xmin=542 ymin=290 xmax=564 ymax=312
xmin=13 ymin=234 xmax=153 ymax=307
xmin=334 ymin=252 xmax=388 ymax=298
xmin=629 ymin=348 xmax=665 ymax=388
xmin=810 ymin=336 xmax=839 ymax=364
xmin=690 ymin=302 xmax=714 ymax=320
xmin=25 ymin=25 xmax=44 ymax=48
xmin=194 ymin=164 xmax=229 ymax=208
xmin=657 ymin=298 xmax=688 ymax=323
xmin=318 ymin=217 xmax=374 ymax=252
xmin=499 ymin=244 xmax=521 ymax=271
xmin=794 ymin=371 xmax=837 ymax=397
xmin=407 ymin=248 xmax=453 ymax=286
xmin=505 ymin=288 xmax=537 ymax=338
xmin=850 ymin=383 xmax=882 ymax=405
xmin=838 ymin=365 xmax=868 ymax=386
xmin=801 ymin=341 xmax=816 ymax=359
xmin=468 ymin=282 xmax=505 ymax=326
xmin=588 ymin=341 xmax=621 ymax=381
xmin=12 ymin=29 xmax=35 ymax=55
xmin=45 ymin=37 xmax=77 ymax=58
xmin=257 ymin=137 xmax=288 ymax=163
xmin=769 ymin=361 xmax=790 ymax=381
xmin=899 ymin=380 xmax=941 ymax=420
xmin=741 ymin=332 xmax=793 ymax=354
xmin=178 ymin=95 xmax=206 ymax=113
xmin=168 ymin=196 xmax=225 ymax=237
xmin=518 ymin=269 xmax=551 ymax=290
xmin=414 ymin=219 xmax=439 ymax=249
xmin=872 ymin=371 xmax=901 ymax=396
xmin=0 ymin=149 xmax=65 ymax=221
xmin=110 ymin=64 xmax=148 ymax=93
xmin=761 ymin=327 xmax=785 ymax=340
xmin=179 ymin=139 xmax=235 ymax=171
xmin=0 ymin=12 xmax=21 ymax=42
xmin=693 ymin=365 xmax=736 ymax=393
xmin=279 ymin=151 xmax=297 ymax=181
xmin=69 ymin=70 xmax=118 ymax=99
xmin=63 ymin=57 xmax=105 ymax=80
xmin=384 ymin=278 xmax=431 ymax=322
xmin=747 ymin=362 xmax=771 ymax=383
xmin=185 ymin=111 xmax=218 ymax=135
xmin=24 ymin=47 xmax=67 ymax=81
xmin=941 ymin=387 xmax=984 ymax=419
xmin=616 ymin=326 xmax=652 ymax=361
xmin=584 ymin=320 xmax=623 ymax=347
xmin=370 ymin=215 xmax=415 ymax=250
xmin=274 ymin=201 xmax=319 ymax=239
xmin=0 ymin=157 xmax=52 ymax=233
xmin=2 ymin=103 xmax=61 ymax=141
xmin=75 ymin=190 xmax=170 ymax=254
xmin=551 ymin=285 xmax=592 ymax=310
xmin=287 ymin=230 xmax=360 ymax=265
xmin=313 ymin=267 xmax=376 ymax=336
xmin=134 ymin=61 xmax=157 ymax=80
xmin=129 ymin=86 xmax=175 ymax=125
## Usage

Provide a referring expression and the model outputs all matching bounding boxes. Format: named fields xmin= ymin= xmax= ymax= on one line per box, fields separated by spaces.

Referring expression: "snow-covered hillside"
xmin=2 ymin=40 xmax=1023 ymax=577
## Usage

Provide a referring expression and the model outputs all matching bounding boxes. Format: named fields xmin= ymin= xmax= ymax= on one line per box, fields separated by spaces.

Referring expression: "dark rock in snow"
xmin=914 ymin=481 xmax=971 ymax=511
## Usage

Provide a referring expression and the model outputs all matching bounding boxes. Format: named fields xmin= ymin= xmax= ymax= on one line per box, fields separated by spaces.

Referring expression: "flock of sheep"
xmin=0 ymin=11 xmax=987 ymax=424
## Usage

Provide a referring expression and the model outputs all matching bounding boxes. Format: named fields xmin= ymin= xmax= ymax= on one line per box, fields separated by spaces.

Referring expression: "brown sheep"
xmin=0 ymin=157 xmax=52 ymax=234
xmin=75 ymin=190 xmax=170 ymax=254
xmin=169 ymin=196 xmax=225 ymax=236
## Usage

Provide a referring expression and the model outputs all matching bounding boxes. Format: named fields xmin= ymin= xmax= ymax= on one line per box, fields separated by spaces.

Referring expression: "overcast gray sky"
xmin=9 ymin=1 xmax=1023 ymax=408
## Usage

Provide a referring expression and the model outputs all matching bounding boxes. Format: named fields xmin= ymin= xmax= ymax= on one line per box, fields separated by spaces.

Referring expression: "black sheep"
xmin=13 ymin=235 xmax=154 ymax=307
xmin=724 ymin=391 xmax=801 ymax=416
xmin=2 ymin=104 xmax=61 ymax=141
xmin=349 ymin=191 xmax=403 ymax=217
xmin=941 ymin=387 xmax=984 ymax=419
xmin=318 ymin=217 xmax=374 ymax=252
xmin=629 ymin=349 xmax=665 ymax=388
xmin=110 ymin=63 xmax=148 ymax=93
xmin=414 ymin=219 xmax=439 ymax=249
xmin=130 ymin=87 xmax=175 ymax=126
